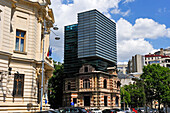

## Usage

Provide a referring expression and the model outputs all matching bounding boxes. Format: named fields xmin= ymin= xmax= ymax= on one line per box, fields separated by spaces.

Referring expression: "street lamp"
xmin=40 ymin=19 xmax=60 ymax=111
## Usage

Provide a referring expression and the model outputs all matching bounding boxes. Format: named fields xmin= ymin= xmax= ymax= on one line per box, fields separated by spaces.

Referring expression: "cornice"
xmin=11 ymin=56 xmax=36 ymax=62
xmin=36 ymin=60 xmax=54 ymax=70
xmin=0 ymin=51 xmax=12 ymax=56
xmin=76 ymin=71 xmax=117 ymax=77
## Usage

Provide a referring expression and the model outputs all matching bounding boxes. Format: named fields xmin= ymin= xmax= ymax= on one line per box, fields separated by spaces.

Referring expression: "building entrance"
xmin=84 ymin=96 xmax=90 ymax=106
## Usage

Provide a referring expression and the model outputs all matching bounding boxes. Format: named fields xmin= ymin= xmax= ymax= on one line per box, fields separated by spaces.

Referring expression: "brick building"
xmin=63 ymin=65 xmax=120 ymax=110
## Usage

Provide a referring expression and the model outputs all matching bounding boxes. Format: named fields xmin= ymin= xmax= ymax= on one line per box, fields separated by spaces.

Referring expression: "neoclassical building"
xmin=0 ymin=0 xmax=54 ymax=112
xmin=63 ymin=65 xmax=121 ymax=110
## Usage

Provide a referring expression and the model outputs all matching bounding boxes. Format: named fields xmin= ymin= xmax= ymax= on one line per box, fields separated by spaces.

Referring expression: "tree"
xmin=121 ymin=80 xmax=145 ymax=108
xmin=48 ymin=61 xmax=64 ymax=109
xmin=141 ymin=64 xmax=170 ymax=111
xmin=120 ymin=86 xmax=131 ymax=109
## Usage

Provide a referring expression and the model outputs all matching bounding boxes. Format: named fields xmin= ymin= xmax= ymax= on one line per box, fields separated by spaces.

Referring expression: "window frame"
xmin=83 ymin=79 xmax=90 ymax=88
xmin=104 ymin=96 xmax=107 ymax=106
xmin=67 ymin=82 xmax=71 ymax=90
xmin=15 ymin=29 xmax=26 ymax=52
xmin=103 ymin=79 xmax=107 ymax=88
xmin=115 ymin=96 xmax=119 ymax=107
xmin=13 ymin=73 xmax=25 ymax=97
xmin=84 ymin=67 xmax=88 ymax=72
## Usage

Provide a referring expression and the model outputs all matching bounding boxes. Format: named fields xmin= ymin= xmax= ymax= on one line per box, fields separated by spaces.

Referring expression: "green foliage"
xmin=48 ymin=61 xmax=64 ymax=109
xmin=122 ymin=80 xmax=145 ymax=108
xmin=120 ymin=87 xmax=131 ymax=106
xmin=141 ymin=64 xmax=170 ymax=108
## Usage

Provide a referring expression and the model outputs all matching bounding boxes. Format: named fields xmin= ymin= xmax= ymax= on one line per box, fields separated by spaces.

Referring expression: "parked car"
xmin=75 ymin=107 xmax=87 ymax=113
xmin=86 ymin=109 xmax=92 ymax=113
xmin=102 ymin=109 xmax=116 ymax=113
xmin=58 ymin=107 xmax=87 ymax=113
xmin=112 ymin=108 xmax=124 ymax=113
xmin=123 ymin=107 xmax=131 ymax=113
xmin=90 ymin=108 xmax=102 ymax=113
xmin=37 ymin=109 xmax=60 ymax=113
xmin=54 ymin=109 xmax=61 ymax=113
xmin=149 ymin=108 xmax=158 ymax=113
xmin=131 ymin=108 xmax=137 ymax=113
xmin=160 ymin=107 xmax=170 ymax=113
xmin=137 ymin=107 xmax=145 ymax=113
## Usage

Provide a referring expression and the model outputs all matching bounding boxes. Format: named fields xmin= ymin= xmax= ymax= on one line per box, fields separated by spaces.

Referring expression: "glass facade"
xmin=64 ymin=24 xmax=81 ymax=76
xmin=78 ymin=9 xmax=117 ymax=64
xmin=78 ymin=9 xmax=117 ymax=71
xmin=64 ymin=9 xmax=117 ymax=75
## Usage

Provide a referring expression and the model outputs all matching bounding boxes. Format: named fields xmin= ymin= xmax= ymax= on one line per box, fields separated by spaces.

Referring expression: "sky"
xmin=49 ymin=0 xmax=170 ymax=64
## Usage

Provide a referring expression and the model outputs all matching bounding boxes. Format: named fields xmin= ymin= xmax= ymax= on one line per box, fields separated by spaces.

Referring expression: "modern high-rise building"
xmin=64 ymin=9 xmax=117 ymax=76
xmin=63 ymin=9 xmax=120 ymax=110
xmin=78 ymin=9 xmax=117 ymax=71
xmin=64 ymin=24 xmax=80 ymax=76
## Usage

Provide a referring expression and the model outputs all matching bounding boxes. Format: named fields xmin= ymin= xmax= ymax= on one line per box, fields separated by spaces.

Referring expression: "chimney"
xmin=160 ymin=48 xmax=163 ymax=55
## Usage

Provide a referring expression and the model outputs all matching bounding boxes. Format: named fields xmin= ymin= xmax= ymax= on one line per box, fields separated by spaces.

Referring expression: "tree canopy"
xmin=141 ymin=64 xmax=170 ymax=110
xmin=121 ymin=80 xmax=145 ymax=108
xmin=48 ymin=61 xmax=64 ymax=109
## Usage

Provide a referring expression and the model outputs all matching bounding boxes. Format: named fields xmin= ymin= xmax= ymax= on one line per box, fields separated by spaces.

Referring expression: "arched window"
xmin=116 ymin=96 xmax=119 ymax=107
xmin=83 ymin=79 xmax=90 ymax=88
xmin=84 ymin=67 xmax=88 ymax=72
xmin=104 ymin=79 xmax=107 ymax=88
xmin=117 ymin=81 xmax=121 ymax=88
xmin=68 ymin=82 xmax=71 ymax=90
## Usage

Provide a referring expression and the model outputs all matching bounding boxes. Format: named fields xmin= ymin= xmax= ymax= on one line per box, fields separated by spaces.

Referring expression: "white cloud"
xmin=117 ymin=18 xmax=170 ymax=62
xmin=158 ymin=8 xmax=167 ymax=13
xmin=117 ymin=18 xmax=170 ymax=42
xmin=123 ymin=0 xmax=135 ymax=4
xmin=132 ymin=18 xmax=167 ymax=39
xmin=111 ymin=8 xmax=130 ymax=16
xmin=166 ymin=28 xmax=170 ymax=37
xmin=111 ymin=8 xmax=121 ymax=14
xmin=117 ymin=18 xmax=133 ymax=42
xmin=117 ymin=39 xmax=155 ymax=61
xmin=49 ymin=0 xmax=170 ymax=63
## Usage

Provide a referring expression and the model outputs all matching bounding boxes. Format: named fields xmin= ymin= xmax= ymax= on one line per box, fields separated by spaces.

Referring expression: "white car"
xmin=91 ymin=108 xmax=102 ymax=113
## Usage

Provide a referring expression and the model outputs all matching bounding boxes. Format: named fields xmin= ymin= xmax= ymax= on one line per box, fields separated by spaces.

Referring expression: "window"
xmin=68 ymin=82 xmax=71 ymax=90
xmin=73 ymin=98 xmax=77 ymax=104
xmin=13 ymin=74 xmax=24 ymax=97
xmin=104 ymin=96 xmax=107 ymax=106
xmin=84 ymin=67 xmax=88 ymax=72
xmin=84 ymin=96 xmax=90 ymax=106
xmin=115 ymin=96 xmax=119 ymax=107
xmin=15 ymin=30 xmax=26 ymax=52
xmin=117 ymin=81 xmax=121 ymax=88
xmin=104 ymin=79 xmax=107 ymax=88
xmin=83 ymin=79 xmax=90 ymax=88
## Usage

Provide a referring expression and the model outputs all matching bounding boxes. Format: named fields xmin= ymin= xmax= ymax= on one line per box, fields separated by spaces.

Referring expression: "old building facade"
xmin=0 ymin=0 xmax=54 ymax=112
xmin=63 ymin=65 xmax=121 ymax=110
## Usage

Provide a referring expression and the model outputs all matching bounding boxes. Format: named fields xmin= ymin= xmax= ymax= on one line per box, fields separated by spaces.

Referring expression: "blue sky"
xmin=50 ymin=0 xmax=170 ymax=63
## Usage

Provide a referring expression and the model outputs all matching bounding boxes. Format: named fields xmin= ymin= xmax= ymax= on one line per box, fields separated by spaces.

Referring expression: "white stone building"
xmin=117 ymin=64 xmax=128 ymax=74
xmin=145 ymin=48 xmax=170 ymax=68
xmin=128 ymin=54 xmax=144 ymax=73
xmin=0 ymin=0 xmax=54 ymax=112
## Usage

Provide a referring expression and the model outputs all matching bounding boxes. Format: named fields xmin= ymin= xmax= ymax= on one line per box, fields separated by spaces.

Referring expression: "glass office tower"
xmin=64 ymin=9 xmax=117 ymax=75
xmin=78 ymin=9 xmax=117 ymax=71
xmin=64 ymin=24 xmax=80 ymax=76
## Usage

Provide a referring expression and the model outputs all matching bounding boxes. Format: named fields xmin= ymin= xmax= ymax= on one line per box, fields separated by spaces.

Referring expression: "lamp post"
xmin=40 ymin=19 xmax=60 ymax=111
